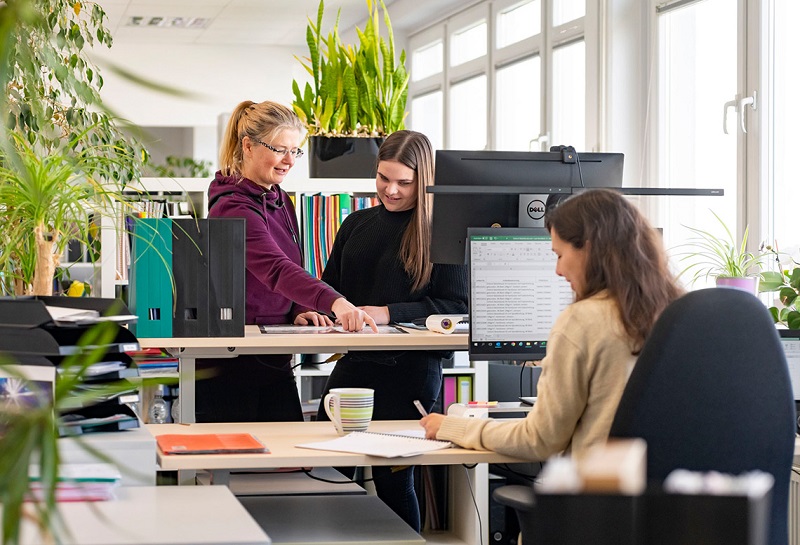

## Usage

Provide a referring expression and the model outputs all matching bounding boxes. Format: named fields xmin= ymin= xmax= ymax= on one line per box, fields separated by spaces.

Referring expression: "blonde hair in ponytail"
xmin=219 ymin=100 xmax=305 ymax=177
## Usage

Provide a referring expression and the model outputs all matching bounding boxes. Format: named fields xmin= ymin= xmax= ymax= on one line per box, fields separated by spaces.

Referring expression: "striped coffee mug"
xmin=324 ymin=388 xmax=374 ymax=435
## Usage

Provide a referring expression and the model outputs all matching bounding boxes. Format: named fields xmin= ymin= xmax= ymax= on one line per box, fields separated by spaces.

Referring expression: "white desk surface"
xmin=138 ymin=325 xmax=467 ymax=354
xmin=148 ymin=420 xmax=527 ymax=471
xmin=11 ymin=485 xmax=269 ymax=545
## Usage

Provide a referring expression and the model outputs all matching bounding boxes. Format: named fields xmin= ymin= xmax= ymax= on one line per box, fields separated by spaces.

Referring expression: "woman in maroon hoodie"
xmin=197 ymin=100 xmax=375 ymax=422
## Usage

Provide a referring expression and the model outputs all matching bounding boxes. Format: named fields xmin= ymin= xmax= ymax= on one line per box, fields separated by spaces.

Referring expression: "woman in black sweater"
xmin=316 ymin=130 xmax=468 ymax=531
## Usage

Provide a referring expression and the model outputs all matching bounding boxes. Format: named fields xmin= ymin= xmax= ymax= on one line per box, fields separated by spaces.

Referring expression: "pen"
xmin=413 ymin=399 xmax=428 ymax=417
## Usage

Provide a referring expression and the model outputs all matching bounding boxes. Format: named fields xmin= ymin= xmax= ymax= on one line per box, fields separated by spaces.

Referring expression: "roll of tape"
xmin=425 ymin=314 xmax=464 ymax=334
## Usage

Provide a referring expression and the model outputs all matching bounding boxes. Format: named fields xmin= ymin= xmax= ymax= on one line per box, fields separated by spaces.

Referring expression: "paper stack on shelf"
xmin=28 ymin=463 xmax=122 ymax=502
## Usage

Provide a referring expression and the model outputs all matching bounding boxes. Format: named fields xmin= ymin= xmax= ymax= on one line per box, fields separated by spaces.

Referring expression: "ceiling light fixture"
xmin=125 ymin=16 xmax=210 ymax=29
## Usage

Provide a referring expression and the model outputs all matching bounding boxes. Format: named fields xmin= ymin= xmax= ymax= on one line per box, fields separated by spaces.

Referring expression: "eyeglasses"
xmin=254 ymin=139 xmax=304 ymax=159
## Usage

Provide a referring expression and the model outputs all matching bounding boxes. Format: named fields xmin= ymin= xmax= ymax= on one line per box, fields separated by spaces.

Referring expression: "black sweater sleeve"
xmin=387 ymin=263 xmax=468 ymax=323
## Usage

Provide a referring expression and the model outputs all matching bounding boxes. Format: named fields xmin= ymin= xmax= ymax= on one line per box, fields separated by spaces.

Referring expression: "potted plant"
xmin=759 ymin=248 xmax=800 ymax=328
xmin=291 ymin=0 xmax=409 ymax=178
xmin=0 ymin=0 xmax=147 ymax=296
xmin=676 ymin=210 xmax=765 ymax=295
xmin=0 ymin=130 xmax=138 ymax=296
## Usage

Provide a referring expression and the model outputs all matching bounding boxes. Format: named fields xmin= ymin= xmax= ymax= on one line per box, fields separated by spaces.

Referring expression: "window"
xmin=552 ymin=0 xmax=585 ymax=26
xmin=771 ymin=1 xmax=800 ymax=258
xmin=449 ymin=75 xmax=487 ymax=150
xmin=651 ymin=0 xmax=741 ymax=289
xmin=411 ymin=91 xmax=443 ymax=151
xmin=450 ymin=22 xmax=487 ymax=67
xmin=411 ymin=41 xmax=443 ymax=82
xmin=496 ymin=56 xmax=541 ymax=151
xmin=408 ymin=0 xmax=598 ymax=152
xmin=497 ymin=0 xmax=540 ymax=48
xmin=552 ymin=40 xmax=585 ymax=149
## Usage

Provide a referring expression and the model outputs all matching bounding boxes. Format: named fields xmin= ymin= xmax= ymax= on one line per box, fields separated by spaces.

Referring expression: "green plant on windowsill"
xmin=675 ymin=210 xmax=766 ymax=293
xmin=759 ymin=247 xmax=800 ymax=328
xmin=291 ymin=0 xmax=409 ymax=137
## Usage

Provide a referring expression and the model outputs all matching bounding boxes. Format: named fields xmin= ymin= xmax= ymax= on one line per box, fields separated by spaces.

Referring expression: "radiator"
xmin=791 ymin=466 xmax=800 ymax=545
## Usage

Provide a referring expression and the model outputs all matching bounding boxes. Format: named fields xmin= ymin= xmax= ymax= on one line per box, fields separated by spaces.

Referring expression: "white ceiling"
xmin=100 ymin=0 xmax=467 ymax=47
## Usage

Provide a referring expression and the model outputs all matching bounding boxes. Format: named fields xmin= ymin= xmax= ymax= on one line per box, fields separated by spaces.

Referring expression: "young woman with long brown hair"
xmin=421 ymin=188 xmax=682 ymax=461
xmin=316 ymin=130 xmax=468 ymax=531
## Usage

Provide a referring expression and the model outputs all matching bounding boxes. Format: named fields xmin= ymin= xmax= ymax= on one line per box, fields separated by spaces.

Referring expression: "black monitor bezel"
xmin=429 ymin=149 xmax=624 ymax=264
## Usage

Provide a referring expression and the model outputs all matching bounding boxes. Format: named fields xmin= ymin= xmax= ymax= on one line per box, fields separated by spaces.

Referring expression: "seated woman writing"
xmin=420 ymin=188 xmax=683 ymax=460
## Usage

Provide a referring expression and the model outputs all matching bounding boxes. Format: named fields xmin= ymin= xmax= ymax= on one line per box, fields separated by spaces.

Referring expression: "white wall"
xmin=91 ymin=43 xmax=306 ymax=129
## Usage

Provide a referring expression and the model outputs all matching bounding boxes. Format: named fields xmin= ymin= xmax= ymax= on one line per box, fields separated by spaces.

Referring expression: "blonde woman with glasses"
xmin=197 ymin=100 xmax=375 ymax=423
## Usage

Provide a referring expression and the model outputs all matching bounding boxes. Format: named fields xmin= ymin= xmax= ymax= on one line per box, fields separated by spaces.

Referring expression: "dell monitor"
xmin=429 ymin=149 xmax=624 ymax=264
xmin=468 ymin=227 xmax=573 ymax=362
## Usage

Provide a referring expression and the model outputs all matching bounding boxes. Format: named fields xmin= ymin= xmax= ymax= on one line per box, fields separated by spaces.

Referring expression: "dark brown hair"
xmin=376 ymin=130 xmax=435 ymax=292
xmin=545 ymin=188 xmax=683 ymax=353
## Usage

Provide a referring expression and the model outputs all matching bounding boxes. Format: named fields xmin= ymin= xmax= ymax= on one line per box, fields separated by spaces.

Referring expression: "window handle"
xmin=529 ymin=133 xmax=550 ymax=151
xmin=739 ymin=91 xmax=757 ymax=134
xmin=723 ymin=98 xmax=737 ymax=135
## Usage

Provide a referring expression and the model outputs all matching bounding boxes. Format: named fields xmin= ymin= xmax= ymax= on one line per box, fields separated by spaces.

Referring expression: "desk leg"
xmin=448 ymin=463 xmax=489 ymax=544
xmin=178 ymin=354 xmax=196 ymax=424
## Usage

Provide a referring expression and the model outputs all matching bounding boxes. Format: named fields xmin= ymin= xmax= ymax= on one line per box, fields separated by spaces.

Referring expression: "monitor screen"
xmin=430 ymin=149 xmax=624 ymax=264
xmin=778 ymin=330 xmax=800 ymax=402
xmin=468 ymin=227 xmax=573 ymax=361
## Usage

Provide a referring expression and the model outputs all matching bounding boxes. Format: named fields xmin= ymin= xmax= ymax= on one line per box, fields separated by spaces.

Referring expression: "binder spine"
xmin=172 ymin=219 xmax=210 ymax=337
xmin=208 ymin=218 xmax=245 ymax=337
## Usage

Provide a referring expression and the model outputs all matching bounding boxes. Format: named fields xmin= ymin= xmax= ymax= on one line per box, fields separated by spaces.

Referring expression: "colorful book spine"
xmin=456 ymin=375 xmax=473 ymax=404
xmin=442 ymin=376 xmax=457 ymax=413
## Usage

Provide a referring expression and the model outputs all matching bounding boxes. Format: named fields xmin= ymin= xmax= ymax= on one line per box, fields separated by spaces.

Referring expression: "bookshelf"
xmin=92 ymin=177 xmax=377 ymax=297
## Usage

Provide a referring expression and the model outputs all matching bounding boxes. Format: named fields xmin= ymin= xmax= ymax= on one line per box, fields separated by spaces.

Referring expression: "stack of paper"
xmin=297 ymin=431 xmax=452 ymax=458
xmin=28 ymin=463 xmax=121 ymax=502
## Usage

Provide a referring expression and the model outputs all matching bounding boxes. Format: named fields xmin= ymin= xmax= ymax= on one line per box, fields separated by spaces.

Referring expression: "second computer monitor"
xmin=430 ymin=149 xmax=624 ymax=264
xmin=468 ymin=227 xmax=574 ymax=362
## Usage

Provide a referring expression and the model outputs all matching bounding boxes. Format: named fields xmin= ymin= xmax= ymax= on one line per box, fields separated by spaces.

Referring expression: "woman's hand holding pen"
xmin=419 ymin=413 xmax=445 ymax=440
xmin=331 ymin=297 xmax=379 ymax=332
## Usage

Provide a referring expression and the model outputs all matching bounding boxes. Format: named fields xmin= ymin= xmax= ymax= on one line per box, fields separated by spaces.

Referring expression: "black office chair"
xmin=493 ymin=288 xmax=797 ymax=545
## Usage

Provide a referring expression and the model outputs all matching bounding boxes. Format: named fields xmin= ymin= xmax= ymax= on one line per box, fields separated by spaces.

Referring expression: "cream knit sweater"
xmin=437 ymin=291 xmax=637 ymax=461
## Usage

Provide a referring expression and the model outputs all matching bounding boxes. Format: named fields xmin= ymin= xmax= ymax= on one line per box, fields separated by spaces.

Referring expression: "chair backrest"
xmin=609 ymin=288 xmax=796 ymax=545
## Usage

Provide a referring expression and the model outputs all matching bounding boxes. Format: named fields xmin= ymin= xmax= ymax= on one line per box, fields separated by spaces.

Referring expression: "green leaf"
xmin=759 ymin=271 xmax=786 ymax=292
xmin=788 ymin=311 xmax=800 ymax=330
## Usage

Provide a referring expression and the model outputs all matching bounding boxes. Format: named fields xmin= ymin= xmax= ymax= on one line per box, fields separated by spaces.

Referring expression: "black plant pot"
xmin=308 ymin=136 xmax=384 ymax=178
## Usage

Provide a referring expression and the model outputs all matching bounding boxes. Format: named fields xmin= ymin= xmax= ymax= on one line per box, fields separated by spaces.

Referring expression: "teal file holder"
xmin=130 ymin=218 xmax=173 ymax=338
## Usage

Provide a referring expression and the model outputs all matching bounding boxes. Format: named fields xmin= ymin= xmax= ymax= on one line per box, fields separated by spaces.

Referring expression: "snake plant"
xmin=291 ymin=0 xmax=409 ymax=137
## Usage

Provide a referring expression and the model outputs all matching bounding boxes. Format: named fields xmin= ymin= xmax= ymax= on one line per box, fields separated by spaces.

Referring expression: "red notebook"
xmin=156 ymin=433 xmax=269 ymax=455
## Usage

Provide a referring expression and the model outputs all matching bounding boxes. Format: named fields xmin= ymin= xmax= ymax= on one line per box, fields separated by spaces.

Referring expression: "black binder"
xmin=172 ymin=218 xmax=210 ymax=337
xmin=208 ymin=218 xmax=245 ymax=337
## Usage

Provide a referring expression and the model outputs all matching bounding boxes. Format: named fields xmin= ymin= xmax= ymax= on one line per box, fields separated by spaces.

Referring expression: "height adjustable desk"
xmin=138 ymin=325 xmax=471 ymax=424
xmin=148 ymin=420 xmax=527 ymax=545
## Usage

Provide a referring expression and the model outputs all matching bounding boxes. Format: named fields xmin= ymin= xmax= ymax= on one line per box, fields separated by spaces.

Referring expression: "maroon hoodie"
xmin=207 ymin=172 xmax=342 ymax=325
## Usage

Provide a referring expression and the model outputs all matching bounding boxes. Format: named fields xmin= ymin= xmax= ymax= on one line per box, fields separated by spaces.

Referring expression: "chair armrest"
xmin=492 ymin=484 xmax=536 ymax=513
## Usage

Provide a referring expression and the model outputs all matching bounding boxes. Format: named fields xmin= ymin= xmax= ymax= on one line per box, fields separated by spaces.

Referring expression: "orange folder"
xmin=156 ymin=433 xmax=269 ymax=455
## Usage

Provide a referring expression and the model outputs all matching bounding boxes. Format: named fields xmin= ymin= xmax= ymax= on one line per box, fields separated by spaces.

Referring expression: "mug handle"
xmin=324 ymin=393 xmax=343 ymax=435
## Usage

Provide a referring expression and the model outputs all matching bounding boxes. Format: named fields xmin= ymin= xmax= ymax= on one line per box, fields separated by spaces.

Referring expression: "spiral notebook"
xmin=296 ymin=430 xmax=452 ymax=458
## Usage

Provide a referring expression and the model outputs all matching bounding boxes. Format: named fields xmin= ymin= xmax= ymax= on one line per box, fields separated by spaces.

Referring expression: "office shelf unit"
xmin=94 ymin=177 xmax=376 ymax=298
